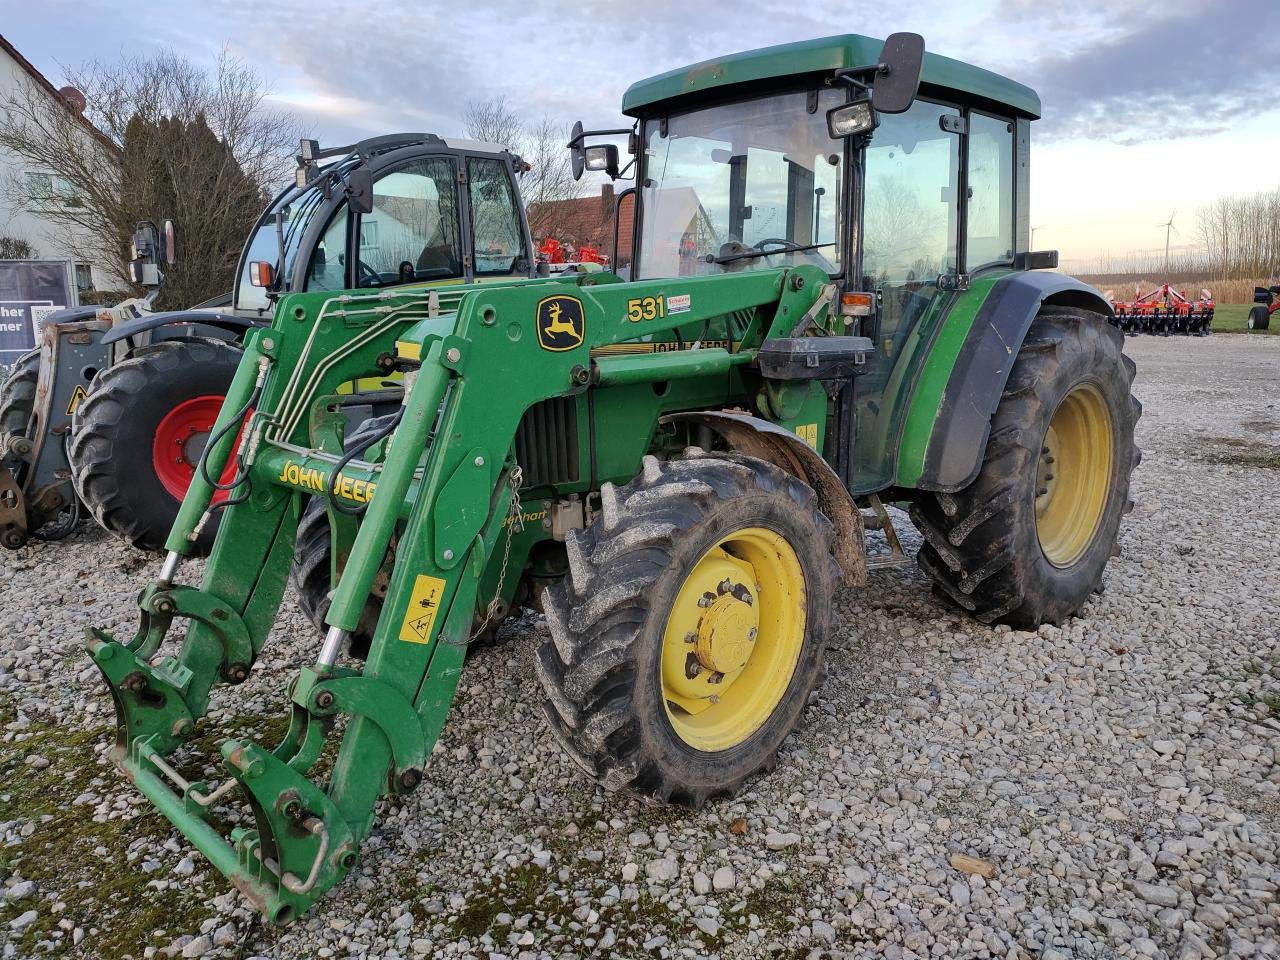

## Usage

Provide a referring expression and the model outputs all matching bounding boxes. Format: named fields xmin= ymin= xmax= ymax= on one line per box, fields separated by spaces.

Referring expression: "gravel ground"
xmin=1 ymin=333 xmax=1278 ymax=960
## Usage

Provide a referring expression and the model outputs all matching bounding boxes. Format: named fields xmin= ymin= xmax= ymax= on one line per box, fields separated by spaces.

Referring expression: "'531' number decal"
xmin=626 ymin=296 xmax=667 ymax=322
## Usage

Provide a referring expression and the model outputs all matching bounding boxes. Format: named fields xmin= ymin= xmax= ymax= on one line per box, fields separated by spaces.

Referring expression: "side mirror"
xmin=827 ymin=98 xmax=878 ymax=139
xmin=247 ymin=261 xmax=275 ymax=287
xmin=347 ymin=166 xmax=374 ymax=215
xmin=161 ymin=219 xmax=178 ymax=266
xmin=872 ymin=32 xmax=925 ymax=114
xmin=584 ymin=144 xmax=620 ymax=179
xmin=569 ymin=120 xmax=586 ymax=181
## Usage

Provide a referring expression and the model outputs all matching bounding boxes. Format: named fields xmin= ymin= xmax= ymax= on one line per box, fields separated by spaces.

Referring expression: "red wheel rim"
xmin=151 ymin=395 xmax=243 ymax=503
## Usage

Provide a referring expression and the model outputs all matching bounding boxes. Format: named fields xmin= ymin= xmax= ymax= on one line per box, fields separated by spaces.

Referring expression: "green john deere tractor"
xmin=85 ymin=33 xmax=1139 ymax=922
xmin=0 ymin=134 xmax=535 ymax=551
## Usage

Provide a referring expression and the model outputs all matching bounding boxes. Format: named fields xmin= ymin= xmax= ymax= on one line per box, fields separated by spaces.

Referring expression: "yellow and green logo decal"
xmin=536 ymin=295 xmax=585 ymax=351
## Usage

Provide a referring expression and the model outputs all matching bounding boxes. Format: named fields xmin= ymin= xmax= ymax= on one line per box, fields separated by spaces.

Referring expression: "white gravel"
xmin=1 ymin=333 xmax=1278 ymax=959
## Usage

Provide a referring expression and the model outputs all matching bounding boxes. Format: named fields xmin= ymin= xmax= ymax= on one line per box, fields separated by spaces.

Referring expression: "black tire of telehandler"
xmin=536 ymin=451 xmax=837 ymax=809
xmin=910 ymin=308 xmax=1141 ymax=628
xmin=1248 ymin=305 xmax=1270 ymax=331
xmin=291 ymin=495 xmax=385 ymax=660
xmin=0 ymin=348 xmax=40 ymax=438
xmin=69 ymin=338 xmax=242 ymax=553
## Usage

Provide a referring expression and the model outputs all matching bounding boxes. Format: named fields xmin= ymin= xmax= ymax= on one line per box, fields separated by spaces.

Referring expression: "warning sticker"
xmin=795 ymin=423 xmax=818 ymax=450
xmin=399 ymin=574 xmax=448 ymax=644
xmin=66 ymin=383 xmax=89 ymax=416
xmin=666 ymin=293 xmax=691 ymax=314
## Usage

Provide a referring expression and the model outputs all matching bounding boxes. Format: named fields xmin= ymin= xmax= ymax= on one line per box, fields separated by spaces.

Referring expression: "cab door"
xmin=852 ymin=99 xmax=963 ymax=492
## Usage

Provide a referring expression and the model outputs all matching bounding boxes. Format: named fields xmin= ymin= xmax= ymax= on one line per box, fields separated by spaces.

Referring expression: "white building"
xmin=0 ymin=34 xmax=123 ymax=296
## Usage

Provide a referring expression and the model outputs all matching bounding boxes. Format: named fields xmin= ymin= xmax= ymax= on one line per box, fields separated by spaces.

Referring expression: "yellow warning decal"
xmin=400 ymin=574 xmax=447 ymax=645
xmin=66 ymin=384 xmax=89 ymax=416
xmin=795 ymin=423 xmax=818 ymax=450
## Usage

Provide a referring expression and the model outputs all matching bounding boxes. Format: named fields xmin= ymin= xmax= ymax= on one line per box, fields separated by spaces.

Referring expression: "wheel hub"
xmin=661 ymin=527 xmax=806 ymax=752
xmin=1035 ymin=382 xmax=1114 ymax=568
xmin=693 ymin=582 xmax=758 ymax=676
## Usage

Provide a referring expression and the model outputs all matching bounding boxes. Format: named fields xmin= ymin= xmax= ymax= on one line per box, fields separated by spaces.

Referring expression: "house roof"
xmin=528 ymin=190 xmax=633 ymax=253
xmin=0 ymin=33 xmax=118 ymax=153
xmin=622 ymin=34 xmax=1041 ymax=120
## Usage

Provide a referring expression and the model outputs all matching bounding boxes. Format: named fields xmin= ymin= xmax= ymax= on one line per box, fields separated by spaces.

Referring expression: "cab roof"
xmin=621 ymin=34 xmax=1041 ymax=120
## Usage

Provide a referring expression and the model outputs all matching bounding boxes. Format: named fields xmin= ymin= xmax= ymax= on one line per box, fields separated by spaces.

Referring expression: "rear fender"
xmin=897 ymin=271 xmax=1113 ymax=493
xmin=661 ymin=410 xmax=865 ymax=586
xmin=102 ymin=310 xmax=255 ymax=346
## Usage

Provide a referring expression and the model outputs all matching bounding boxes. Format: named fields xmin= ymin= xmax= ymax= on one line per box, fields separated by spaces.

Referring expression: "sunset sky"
xmin=6 ymin=0 xmax=1278 ymax=266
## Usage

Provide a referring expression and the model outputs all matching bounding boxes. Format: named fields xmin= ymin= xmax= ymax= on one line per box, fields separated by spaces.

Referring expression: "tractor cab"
xmin=572 ymin=34 xmax=1050 ymax=494
xmin=233 ymin=134 xmax=535 ymax=318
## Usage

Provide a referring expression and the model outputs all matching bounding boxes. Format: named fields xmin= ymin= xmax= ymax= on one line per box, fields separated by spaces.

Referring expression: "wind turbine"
xmin=1157 ymin=210 xmax=1178 ymax=273
xmin=1031 ymin=224 xmax=1047 ymax=248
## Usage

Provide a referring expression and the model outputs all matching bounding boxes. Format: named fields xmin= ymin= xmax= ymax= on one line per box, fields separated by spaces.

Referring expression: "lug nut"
xmin=685 ymin=652 xmax=702 ymax=679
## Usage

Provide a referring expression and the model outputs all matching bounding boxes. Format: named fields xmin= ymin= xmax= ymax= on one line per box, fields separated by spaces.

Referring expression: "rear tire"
xmin=1248 ymin=305 xmax=1270 ymax=331
xmin=0 ymin=348 xmax=40 ymax=438
xmin=70 ymin=338 xmax=242 ymax=552
xmin=910 ymin=309 xmax=1140 ymax=627
xmin=537 ymin=451 xmax=837 ymax=807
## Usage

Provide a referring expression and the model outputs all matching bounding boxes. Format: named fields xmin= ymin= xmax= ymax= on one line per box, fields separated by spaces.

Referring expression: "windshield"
xmin=234 ymin=181 xmax=331 ymax=313
xmin=637 ymin=89 xmax=845 ymax=280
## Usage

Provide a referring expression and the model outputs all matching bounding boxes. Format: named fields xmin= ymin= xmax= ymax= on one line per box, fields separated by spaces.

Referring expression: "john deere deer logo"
xmin=536 ymin=295 xmax=585 ymax=351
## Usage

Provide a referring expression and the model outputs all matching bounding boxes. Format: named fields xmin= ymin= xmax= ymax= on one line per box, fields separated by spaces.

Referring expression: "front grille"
xmin=515 ymin=396 xmax=579 ymax=488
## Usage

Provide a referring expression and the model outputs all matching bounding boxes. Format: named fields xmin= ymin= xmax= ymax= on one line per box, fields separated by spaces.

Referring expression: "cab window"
xmin=468 ymin=158 xmax=526 ymax=275
xmin=307 ymin=207 xmax=350 ymax=291
xmin=965 ymin=113 xmax=1015 ymax=269
xmin=356 ymin=158 xmax=462 ymax=287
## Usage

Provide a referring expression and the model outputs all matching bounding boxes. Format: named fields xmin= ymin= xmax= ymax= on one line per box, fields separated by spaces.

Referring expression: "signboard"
xmin=0 ymin=260 xmax=74 ymax=365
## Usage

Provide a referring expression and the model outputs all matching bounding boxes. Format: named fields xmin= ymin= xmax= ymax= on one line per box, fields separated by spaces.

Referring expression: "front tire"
xmin=69 ymin=338 xmax=242 ymax=552
xmin=1248 ymin=305 xmax=1270 ymax=331
xmin=537 ymin=451 xmax=837 ymax=807
xmin=0 ymin=348 xmax=40 ymax=439
xmin=911 ymin=309 xmax=1140 ymax=627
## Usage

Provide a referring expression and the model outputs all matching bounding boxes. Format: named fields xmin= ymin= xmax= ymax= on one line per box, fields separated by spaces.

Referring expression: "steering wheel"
xmin=357 ymin=259 xmax=381 ymax=286
xmin=753 ymin=238 xmax=805 ymax=254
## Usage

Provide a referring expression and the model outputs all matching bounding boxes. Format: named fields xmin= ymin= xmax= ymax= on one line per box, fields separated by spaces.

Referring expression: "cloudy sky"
xmin=6 ymin=0 xmax=1279 ymax=263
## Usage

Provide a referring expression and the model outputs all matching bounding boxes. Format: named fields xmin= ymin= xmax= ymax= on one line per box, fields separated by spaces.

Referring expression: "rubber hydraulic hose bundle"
xmin=326 ymin=409 xmax=404 ymax=516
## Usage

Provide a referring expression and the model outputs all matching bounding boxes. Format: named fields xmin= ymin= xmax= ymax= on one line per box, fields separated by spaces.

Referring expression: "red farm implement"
xmin=1108 ymin=283 xmax=1214 ymax=336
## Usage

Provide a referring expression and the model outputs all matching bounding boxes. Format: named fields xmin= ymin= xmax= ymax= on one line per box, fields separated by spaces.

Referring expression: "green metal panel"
xmin=892 ymin=275 xmax=1006 ymax=489
xmin=622 ymin=34 xmax=1041 ymax=119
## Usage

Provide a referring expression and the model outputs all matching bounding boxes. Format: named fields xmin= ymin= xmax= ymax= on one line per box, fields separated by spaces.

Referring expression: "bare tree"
xmin=0 ymin=47 xmax=304 ymax=306
xmin=463 ymin=98 xmax=585 ymax=244
xmin=0 ymin=237 xmax=36 ymax=259
xmin=462 ymin=96 xmax=523 ymax=152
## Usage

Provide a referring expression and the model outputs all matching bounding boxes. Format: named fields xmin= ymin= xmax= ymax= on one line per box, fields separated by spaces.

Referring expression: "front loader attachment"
xmin=85 ymin=266 xmax=831 ymax=921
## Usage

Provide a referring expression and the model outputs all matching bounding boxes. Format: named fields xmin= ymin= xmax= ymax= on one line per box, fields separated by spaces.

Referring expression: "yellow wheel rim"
xmin=1035 ymin=383 xmax=1114 ymax=568
xmin=660 ymin=527 xmax=806 ymax=752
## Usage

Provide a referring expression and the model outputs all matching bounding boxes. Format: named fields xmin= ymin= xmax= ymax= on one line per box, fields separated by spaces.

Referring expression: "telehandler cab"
xmin=86 ymin=33 xmax=1139 ymax=922
xmin=0 ymin=134 xmax=535 ymax=551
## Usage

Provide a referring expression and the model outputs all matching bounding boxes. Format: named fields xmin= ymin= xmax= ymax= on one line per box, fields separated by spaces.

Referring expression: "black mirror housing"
xmin=569 ymin=120 xmax=586 ymax=181
xmin=347 ymin=166 xmax=374 ymax=215
xmin=872 ymin=32 xmax=924 ymax=114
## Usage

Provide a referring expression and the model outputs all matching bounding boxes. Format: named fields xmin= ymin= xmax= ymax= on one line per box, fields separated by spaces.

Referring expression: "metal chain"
xmin=470 ymin=465 xmax=523 ymax=641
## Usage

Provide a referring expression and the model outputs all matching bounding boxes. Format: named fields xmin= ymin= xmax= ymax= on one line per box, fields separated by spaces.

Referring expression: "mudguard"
xmin=900 ymin=271 xmax=1112 ymax=493
xmin=101 ymin=309 xmax=255 ymax=345
xmin=660 ymin=410 xmax=866 ymax=586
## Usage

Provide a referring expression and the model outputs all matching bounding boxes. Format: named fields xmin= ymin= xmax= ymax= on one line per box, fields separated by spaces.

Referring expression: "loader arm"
xmin=86 ymin=264 xmax=830 ymax=921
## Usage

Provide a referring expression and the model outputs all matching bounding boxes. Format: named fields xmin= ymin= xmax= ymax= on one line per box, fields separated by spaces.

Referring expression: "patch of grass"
xmin=0 ymin=696 xmax=219 ymax=957
xmin=1210 ymin=303 xmax=1279 ymax=335
xmin=1195 ymin=436 xmax=1280 ymax=470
